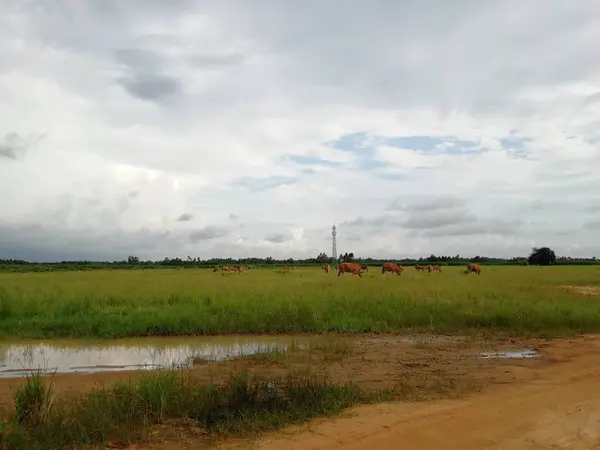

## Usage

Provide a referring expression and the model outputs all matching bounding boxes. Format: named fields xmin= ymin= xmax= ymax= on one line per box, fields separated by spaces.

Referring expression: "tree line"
xmin=0 ymin=247 xmax=593 ymax=273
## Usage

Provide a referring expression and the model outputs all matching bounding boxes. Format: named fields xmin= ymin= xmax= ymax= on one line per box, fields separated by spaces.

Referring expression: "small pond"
xmin=0 ymin=335 xmax=312 ymax=379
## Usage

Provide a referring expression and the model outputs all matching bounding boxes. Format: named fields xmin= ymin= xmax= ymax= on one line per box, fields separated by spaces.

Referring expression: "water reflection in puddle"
xmin=479 ymin=349 xmax=539 ymax=359
xmin=0 ymin=336 xmax=310 ymax=379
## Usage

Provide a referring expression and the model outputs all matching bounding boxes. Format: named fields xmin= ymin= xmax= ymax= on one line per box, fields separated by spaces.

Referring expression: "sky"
xmin=1 ymin=1 xmax=600 ymax=262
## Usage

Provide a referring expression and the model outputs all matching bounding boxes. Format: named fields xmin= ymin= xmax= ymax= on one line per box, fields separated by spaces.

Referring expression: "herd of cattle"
xmin=213 ymin=263 xmax=482 ymax=277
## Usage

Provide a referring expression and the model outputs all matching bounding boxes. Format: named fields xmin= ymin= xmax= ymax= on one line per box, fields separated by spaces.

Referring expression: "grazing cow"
xmin=381 ymin=262 xmax=403 ymax=275
xmin=360 ymin=264 xmax=369 ymax=272
xmin=212 ymin=266 xmax=219 ymax=272
xmin=322 ymin=264 xmax=330 ymax=274
xmin=431 ymin=265 xmax=442 ymax=273
xmin=466 ymin=263 xmax=481 ymax=275
xmin=338 ymin=262 xmax=363 ymax=278
xmin=222 ymin=265 xmax=242 ymax=274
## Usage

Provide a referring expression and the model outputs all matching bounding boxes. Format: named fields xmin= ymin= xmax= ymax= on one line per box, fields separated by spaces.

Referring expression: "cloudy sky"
xmin=1 ymin=1 xmax=600 ymax=261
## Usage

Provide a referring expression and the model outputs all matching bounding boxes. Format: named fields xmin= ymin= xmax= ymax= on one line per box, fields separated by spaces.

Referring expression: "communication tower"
xmin=331 ymin=224 xmax=337 ymax=266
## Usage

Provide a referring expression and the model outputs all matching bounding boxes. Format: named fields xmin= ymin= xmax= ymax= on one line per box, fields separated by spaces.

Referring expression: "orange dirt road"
xmin=230 ymin=336 xmax=600 ymax=450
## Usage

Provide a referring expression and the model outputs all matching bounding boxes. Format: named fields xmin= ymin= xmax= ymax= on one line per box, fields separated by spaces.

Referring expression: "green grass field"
xmin=0 ymin=266 xmax=599 ymax=339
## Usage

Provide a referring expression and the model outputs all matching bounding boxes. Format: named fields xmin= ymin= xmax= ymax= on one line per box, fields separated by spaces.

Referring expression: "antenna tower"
xmin=331 ymin=224 xmax=337 ymax=266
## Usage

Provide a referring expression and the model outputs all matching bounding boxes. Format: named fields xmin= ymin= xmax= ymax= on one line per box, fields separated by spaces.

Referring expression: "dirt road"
xmin=229 ymin=336 xmax=600 ymax=450
xmin=4 ymin=334 xmax=599 ymax=449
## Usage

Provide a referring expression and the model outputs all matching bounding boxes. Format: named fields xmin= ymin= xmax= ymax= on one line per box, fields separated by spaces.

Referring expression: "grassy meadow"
xmin=0 ymin=265 xmax=599 ymax=338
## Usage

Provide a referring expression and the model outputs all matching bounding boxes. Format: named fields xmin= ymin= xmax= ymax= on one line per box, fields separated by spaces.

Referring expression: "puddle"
xmin=0 ymin=335 xmax=312 ymax=379
xmin=479 ymin=349 xmax=539 ymax=359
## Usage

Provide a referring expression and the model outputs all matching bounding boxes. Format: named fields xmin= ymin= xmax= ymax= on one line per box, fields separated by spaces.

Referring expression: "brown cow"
xmin=222 ymin=265 xmax=242 ymax=274
xmin=414 ymin=264 xmax=430 ymax=272
xmin=431 ymin=265 xmax=442 ymax=273
xmin=322 ymin=264 xmax=330 ymax=274
xmin=381 ymin=262 xmax=403 ymax=275
xmin=338 ymin=262 xmax=362 ymax=278
xmin=360 ymin=264 xmax=369 ymax=272
xmin=466 ymin=263 xmax=481 ymax=275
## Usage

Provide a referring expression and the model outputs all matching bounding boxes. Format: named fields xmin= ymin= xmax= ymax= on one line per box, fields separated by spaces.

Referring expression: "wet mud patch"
xmin=479 ymin=349 xmax=539 ymax=359
xmin=0 ymin=334 xmax=556 ymax=450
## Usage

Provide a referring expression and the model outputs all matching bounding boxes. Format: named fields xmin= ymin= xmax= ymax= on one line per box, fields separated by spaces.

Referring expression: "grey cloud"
xmin=176 ymin=213 xmax=194 ymax=222
xmin=0 ymin=132 xmax=46 ymax=160
xmin=0 ymin=223 xmax=172 ymax=262
xmin=228 ymin=214 xmax=239 ymax=221
xmin=114 ymin=48 xmax=164 ymax=73
xmin=117 ymin=73 xmax=182 ymax=103
xmin=522 ymin=199 xmax=578 ymax=212
xmin=346 ymin=235 xmax=363 ymax=241
xmin=582 ymin=220 xmax=600 ymax=230
xmin=403 ymin=209 xmax=476 ymax=229
xmin=190 ymin=54 xmax=244 ymax=69
xmin=210 ymin=1 xmax=600 ymax=114
xmin=585 ymin=204 xmax=600 ymax=214
xmin=423 ymin=219 xmax=524 ymax=238
xmin=387 ymin=196 xmax=466 ymax=212
xmin=341 ymin=215 xmax=401 ymax=228
xmin=265 ymin=233 xmax=287 ymax=243
xmin=583 ymin=92 xmax=600 ymax=106
xmin=189 ymin=226 xmax=228 ymax=242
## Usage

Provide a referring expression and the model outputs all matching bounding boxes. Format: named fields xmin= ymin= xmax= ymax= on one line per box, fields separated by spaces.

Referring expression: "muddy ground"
xmin=2 ymin=333 xmax=597 ymax=449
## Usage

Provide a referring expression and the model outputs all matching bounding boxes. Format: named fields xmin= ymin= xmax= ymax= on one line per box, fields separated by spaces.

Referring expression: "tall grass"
xmin=1 ymin=369 xmax=384 ymax=449
xmin=0 ymin=266 xmax=599 ymax=338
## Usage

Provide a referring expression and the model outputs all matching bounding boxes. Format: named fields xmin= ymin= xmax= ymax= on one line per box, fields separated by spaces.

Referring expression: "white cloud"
xmin=1 ymin=1 xmax=600 ymax=261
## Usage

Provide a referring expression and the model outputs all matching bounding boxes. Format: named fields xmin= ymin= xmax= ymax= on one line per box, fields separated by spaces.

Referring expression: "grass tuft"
xmin=1 ymin=369 xmax=385 ymax=450
xmin=13 ymin=370 xmax=55 ymax=427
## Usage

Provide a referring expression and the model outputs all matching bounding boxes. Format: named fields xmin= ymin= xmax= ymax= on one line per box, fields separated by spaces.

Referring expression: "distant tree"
xmin=316 ymin=252 xmax=329 ymax=262
xmin=127 ymin=255 xmax=139 ymax=264
xmin=528 ymin=247 xmax=556 ymax=266
xmin=339 ymin=252 xmax=354 ymax=262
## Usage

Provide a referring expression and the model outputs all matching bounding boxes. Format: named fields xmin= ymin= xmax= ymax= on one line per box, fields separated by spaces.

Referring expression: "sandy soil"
xmin=3 ymin=334 xmax=599 ymax=449
xmin=223 ymin=335 xmax=600 ymax=450
xmin=562 ymin=285 xmax=600 ymax=296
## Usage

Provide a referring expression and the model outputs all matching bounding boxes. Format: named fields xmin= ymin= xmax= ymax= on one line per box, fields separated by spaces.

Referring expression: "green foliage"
xmin=1 ymin=370 xmax=381 ymax=449
xmin=528 ymin=247 xmax=557 ymax=266
xmin=13 ymin=371 xmax=55 ymax=427
xmin=0 ymin=251 xmax=597 ymax=274
xmin=0 ymin=266 xmax=599 ymax=338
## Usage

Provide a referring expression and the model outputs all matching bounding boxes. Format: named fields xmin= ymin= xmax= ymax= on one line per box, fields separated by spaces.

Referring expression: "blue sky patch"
xmin=384 ymin=135 xmax=480 ymax=155
xmin=500 ymin=136 xmax=532 ymax=159
xmin=325 ymin=132 xmax=371 ymax=153
xmin=357 ymin=158 xmax=386 ymax=170
xmin=233 ymin=175 xmax=297 ymax=192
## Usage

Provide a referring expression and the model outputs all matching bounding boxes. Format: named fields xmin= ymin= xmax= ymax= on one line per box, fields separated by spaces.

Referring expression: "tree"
xmin=316 ymin=252 xmax=329 ymax=262
xmin=528 ymin=247 xmax=556 ymax=266
xmin=339 ymin=252 xmax=355 ymax=262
